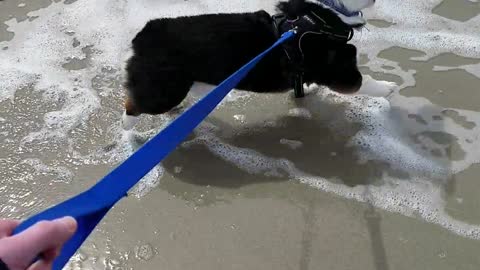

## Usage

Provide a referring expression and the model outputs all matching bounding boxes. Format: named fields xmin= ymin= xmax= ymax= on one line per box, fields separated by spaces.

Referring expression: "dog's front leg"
xmin=122 ymin=97 xmax=140 ymax=130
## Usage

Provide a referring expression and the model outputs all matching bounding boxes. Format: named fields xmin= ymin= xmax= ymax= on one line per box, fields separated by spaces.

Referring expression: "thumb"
xmin=27 ymin=260 xmax=53 ymax=270
xmin=14 ymin=217 xmax=77 ymax=252
xmin=0 ymin=217 xmax=77 ymax=269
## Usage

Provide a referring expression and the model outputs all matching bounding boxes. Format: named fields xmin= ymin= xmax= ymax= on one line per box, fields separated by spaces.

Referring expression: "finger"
xmin=0 ymin=220 xmax=20 ymax=238
xmin=8 ymin=217 xmax=77 ymax=261
xmin=41 ymin=247 xmax=60 ymax=262
xmin=27 ymin=259 xmax=53 ymax=270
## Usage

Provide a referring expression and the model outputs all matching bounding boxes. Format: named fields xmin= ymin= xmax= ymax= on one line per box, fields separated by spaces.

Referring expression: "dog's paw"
xmin=356 ymin=75 xmax=397 ymax=97
xmin=167 ymin=105 xmax=185 ymax=115
xmin=122 ymin=110 xmax=139 ymax=130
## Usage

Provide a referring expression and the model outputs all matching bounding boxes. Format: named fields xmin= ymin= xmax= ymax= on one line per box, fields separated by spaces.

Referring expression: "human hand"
xmin=0 ymin=217 xmax=77 ymax=270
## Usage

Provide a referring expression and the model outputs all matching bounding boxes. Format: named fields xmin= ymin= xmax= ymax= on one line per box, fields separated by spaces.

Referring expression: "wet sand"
xmin=1 ymin=0 xmax=480 ymax=269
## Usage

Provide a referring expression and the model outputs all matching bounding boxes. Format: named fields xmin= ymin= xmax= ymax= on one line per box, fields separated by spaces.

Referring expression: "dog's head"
xmin=277 ymin=0 xmax=374 ymax=93
xmin=302 ymin=39 xmax=362 ymax=94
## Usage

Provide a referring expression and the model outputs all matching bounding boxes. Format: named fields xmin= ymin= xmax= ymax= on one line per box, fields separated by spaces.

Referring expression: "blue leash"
xmin=13 ymin=30 xmax=295 ymax=270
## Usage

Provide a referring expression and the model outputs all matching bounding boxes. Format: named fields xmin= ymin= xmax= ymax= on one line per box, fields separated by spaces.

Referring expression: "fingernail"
xmin=56 ymin=216 xmax=77 ymax=233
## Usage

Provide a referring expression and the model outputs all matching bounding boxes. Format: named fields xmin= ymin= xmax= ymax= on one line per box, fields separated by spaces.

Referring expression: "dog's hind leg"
xmin=122 ymin=96 xmax=140 ymax=130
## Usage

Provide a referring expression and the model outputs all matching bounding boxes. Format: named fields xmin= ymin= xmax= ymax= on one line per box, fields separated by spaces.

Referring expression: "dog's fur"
xmin=122 ymin=0 xmax=371 ymax=129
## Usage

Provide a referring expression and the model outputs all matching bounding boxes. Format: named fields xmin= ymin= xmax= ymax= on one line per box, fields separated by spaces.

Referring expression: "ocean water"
xmin=1 ymin=0 xmax=479 ymax=269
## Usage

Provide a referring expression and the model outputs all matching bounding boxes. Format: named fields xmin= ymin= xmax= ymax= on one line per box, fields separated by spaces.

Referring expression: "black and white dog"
xmin=122 ymin=0 xmax=375 ymax=129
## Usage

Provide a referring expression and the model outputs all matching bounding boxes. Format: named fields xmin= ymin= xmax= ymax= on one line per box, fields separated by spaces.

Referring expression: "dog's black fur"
xmin=124 ymin=0 xmax=362 ymax=116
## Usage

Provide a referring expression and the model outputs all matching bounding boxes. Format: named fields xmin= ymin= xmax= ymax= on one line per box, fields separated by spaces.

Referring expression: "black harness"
xmin=272 ymin=12 xmax=354 ymax=98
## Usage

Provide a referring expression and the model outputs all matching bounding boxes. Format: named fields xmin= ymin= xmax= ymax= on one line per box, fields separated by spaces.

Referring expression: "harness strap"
xmin=13 ymin=30 xmax=296 ymax=270
xmin=272 ymin=10 xmax=356 ymax=98
xmin=272 ymin=14 xmax=305 ymax=98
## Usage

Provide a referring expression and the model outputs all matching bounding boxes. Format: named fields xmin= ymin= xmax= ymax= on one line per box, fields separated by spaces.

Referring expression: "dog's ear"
xmin=276 ymin=0 xmax=307 ymax=18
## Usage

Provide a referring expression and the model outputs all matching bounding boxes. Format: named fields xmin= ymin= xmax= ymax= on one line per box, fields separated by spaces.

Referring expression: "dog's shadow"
xmin=159 ymin=93 xmax=413 ymax=190
xmin=122 ymin=91 xmax=461 ymax=236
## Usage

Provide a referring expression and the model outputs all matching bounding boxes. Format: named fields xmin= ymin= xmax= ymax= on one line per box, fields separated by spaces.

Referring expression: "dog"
xmin=122 ymin=0 xmax=375 ymax=130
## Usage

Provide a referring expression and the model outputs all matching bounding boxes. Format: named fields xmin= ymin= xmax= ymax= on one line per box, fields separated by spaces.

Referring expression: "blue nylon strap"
xmin=13 ymin=30 xmax=295 ymax=270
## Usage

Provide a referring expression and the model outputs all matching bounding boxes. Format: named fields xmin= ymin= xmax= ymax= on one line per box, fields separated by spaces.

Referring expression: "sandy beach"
xmin=1 ymin=0 xmax=480 ymax=269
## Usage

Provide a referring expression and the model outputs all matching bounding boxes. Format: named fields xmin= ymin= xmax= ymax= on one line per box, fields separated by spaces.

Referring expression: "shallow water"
xmin=0 ymin=0 xmax=480 ymax=269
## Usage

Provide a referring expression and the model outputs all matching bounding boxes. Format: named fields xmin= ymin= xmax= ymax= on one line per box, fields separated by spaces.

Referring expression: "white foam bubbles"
xmin=356 ymin=75 xmax=397 ymax=97
xmin=132 ymin=165 xmax=164 ymax=198
xmin=184 ymin=131 xmax=290 ymax=178
xmin=339 ymin=92 xmax=447 ymax=178
xmin=288 ymin=108 xmax=312 ymax=119
xmin=0 ymin=69 xmax=39 ymax=102
xmin=358 ymin=0 xmax=480 ymax=59
xmin=280 ymin=138 xmax=303 ymax=150
xmin=355 ymin=0 xmax=480 ymax=91
xmin=22 ymin=158 xmax=74 ymax=184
